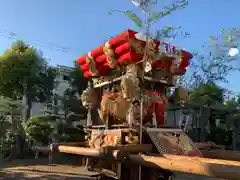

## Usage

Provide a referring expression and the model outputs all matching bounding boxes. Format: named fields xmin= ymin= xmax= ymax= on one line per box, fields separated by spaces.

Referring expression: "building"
xmin=31 ymin=65 xmax=73 ymax=116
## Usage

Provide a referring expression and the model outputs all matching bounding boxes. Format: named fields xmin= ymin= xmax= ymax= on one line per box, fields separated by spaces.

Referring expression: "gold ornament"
xmin=129 ymin=38 xmax=144 ymax=54
xmin=103 ymin=41 xmax=117 ymax=68
xmin=99 ymin=92 xmax=130 ymax=125
xmin=85 ymin=52 xmax=98 ymax=76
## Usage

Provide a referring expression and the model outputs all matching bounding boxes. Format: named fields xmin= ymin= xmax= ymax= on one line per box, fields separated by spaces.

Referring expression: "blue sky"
xmin=0 ymin=0 xmax=239 ymax=92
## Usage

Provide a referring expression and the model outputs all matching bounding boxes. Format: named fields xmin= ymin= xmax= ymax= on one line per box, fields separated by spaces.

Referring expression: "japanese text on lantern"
xmin=103 ymin=135 xmax=118 ymax=145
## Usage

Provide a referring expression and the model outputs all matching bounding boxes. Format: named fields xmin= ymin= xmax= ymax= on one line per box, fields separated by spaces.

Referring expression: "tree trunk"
xmin=22 ymin=93 xmax=32 ymax=121
xmin=15 ymin=93 xmax=32 ymax=158
xmin=232 ymin=128 xmax=237 ymax=150
xmin=53 ymin=94 xmax=58 ymax=115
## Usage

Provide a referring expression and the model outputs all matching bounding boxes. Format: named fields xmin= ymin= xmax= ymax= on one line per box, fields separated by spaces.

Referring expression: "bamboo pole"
xmin=128 ymin=154 xmax=240 ymax=180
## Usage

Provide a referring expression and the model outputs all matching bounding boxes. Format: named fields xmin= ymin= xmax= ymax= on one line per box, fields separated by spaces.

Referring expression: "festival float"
xmin=34 ymin=29 xmax=240 ymax=180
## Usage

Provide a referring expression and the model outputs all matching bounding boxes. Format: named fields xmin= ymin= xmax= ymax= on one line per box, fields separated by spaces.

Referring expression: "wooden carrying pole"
xmin=33 ymin=145 xmax=240 ymax=179
xmin=32 ymin=145 xmax=101 ymax=157
xmin=128 ymin=154 xmax=240 ymax=180
xmin=56 ymin=145 xmax=101 ymax=157
xmin=32 ymin=146 xmax=50 ymax=153
xmin=201 ymin=150 xmax=240 ymax=161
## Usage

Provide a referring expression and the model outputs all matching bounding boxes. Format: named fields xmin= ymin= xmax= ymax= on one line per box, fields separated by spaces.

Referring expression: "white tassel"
xmin=87 ymin=110 xmax=92 ymax=126
xmin=127 ymin=104 xmax=135 ymax=127
xmin=152 ymin=111 xmax=157 ymax=127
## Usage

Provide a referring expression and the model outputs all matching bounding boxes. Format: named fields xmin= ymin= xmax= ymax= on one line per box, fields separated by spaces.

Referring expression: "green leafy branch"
xmin=108 ymin=0 xmax=188 ymax=29
xmin=154 ymin=26 xmax=190 ymax=41
xmin=147 ymin=0 xmax=188 ymax=25
xmin=108 ymin=9 xmax=144 ymax=28
xmin=107 ymin=0 xmax=190 ymax=89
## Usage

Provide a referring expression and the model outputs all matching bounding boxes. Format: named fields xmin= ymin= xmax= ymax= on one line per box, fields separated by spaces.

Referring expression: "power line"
xmin=0 ymin=28 xmax=80 ymax=54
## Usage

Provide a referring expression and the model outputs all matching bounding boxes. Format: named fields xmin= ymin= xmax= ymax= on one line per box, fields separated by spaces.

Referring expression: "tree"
xmin=45 ymin=88 xmax=87 ymax=122
xmin=225 ymin=96 xmax=240 ymax=110
xmin=0 ymin=96 xmax=24 ymax=159
xmin=109 ymin=0 xmax=189 ymax=40
xmin=23 ymin=113 xmax=85 ymax=145
xmin=68 ymin=63 xmax=88 ymax=96
xmin=184 ymin=28 xmax=240 ymax=88
xmin=33 ymin=88 xmax=86 ymax=144
xmin=224 ymin=96 xmax=240 ymax=149
xmin=0 ymin=40 xmax=57 ymax=121
xmin=22 ymin=115 xmax=55 ymax=145
xmin=189 ymin=83 xmax=240 ymax=149
xmin=190 ymin=83 xmax=225 ymax=106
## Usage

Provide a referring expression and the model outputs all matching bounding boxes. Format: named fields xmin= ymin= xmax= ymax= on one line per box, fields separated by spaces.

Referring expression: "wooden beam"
xmin=201 ymin=150 xmax=240 ymax=161
xmin=164 ymin=154 xmax=240 ymax=166
xmin=57 ymin=145 xmax=101 ymax=157
xmin=32 ymin=146 xmax=50 ymax=153
xmin=51 ymin=141 xmax=88 ymax=147
xmin=33 ymin=145 xmax=240 ymax=179
xmin=128 ymin=154 xmax=240 ymax=180
xmin=195 ymin=142 xmax=224 ymax=150
xmin=100 ymin=144 xmax=152 ymax=155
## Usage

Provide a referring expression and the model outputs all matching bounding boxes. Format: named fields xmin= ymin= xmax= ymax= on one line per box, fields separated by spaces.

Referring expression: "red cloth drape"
xmin=144 ymin=90 xmax=166 ymax=126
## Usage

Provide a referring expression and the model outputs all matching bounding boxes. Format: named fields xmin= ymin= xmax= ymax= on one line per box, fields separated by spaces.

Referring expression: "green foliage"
xmin=225 ymin=96 xmax=240 ymax=110
xmin=221 ymin=28 xmax=240 ymax=50
xmin=147 ymin=0 xmax=188 ymax=24
xmin=124 ymin=10 xmax=143 ymax=28
xmin=22 ymin=115 xmax=55 ymax=144
xmin=154 ymin=26 xmax=190 ymax=41
xmin=68 ymin=63 xmax=88 ymax=95
xmin=208 ymin=127 xmax=233 ymax=148
xmin=0 ymin=96 xmax=22 ymax=116
xmin=108 ymin=0 xmax=189 ymax=32
xmin=190 ymin=83 xmax=225 ymax=106
xmin=23 ymin=114 xmax=85 ymax=144
xmin=0 ymin=131 xmax=15 ymax=151
xmin=185 ymin=28 xmax=240 ymax=87
xmin=35 ymin=87 xmax=86 ymax=144
xmin=0 ymin=96 xmax=23 ymax=137
xmin=224 ymin=96 xmax=240 ymax=130
xmin=45 ymin=88 xmax=87 ymax=121
xmin=53 ymin=122 xmax=85 ymax=142
xmin=62 ymin=89 xmax=87 ymax=117
xmin=0 ymin=40 xmax=57 ymax=102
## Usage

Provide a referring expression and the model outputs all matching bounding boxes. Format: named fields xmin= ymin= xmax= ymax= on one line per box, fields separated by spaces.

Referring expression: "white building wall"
xmin=31 ymin=65 xmax=72 ymax=117
xmin=31 ymin=102 xmax=45 ymax=116
xmin=54 ymin=77 xmax=71 ymax=96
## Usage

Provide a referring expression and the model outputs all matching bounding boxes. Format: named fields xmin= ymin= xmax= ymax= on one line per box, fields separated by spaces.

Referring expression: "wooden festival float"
xmin=33 ymin=29 xmax=240 ymax=180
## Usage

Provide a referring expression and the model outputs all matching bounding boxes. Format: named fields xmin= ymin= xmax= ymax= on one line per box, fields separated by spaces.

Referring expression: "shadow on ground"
xmin=0 ymin=171 xmax=97 ymax=180
xmin=0 ymin=156 xmax=99 ymax=180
